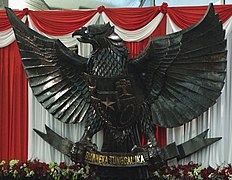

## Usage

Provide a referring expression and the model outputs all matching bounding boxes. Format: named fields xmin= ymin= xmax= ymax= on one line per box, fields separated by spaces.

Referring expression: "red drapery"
xmin=26 ymin=6 xmax=162 ymax=34
xmin=28 ymin=9 xmax=97 ymax=36
xmin=168 ymin=5 xmax=232 ymax=28
xmin=102 ymin=6 xmax=160 ymax=30
xmin=0 ymin=10 xmax=25 ymax=30
xmin=0 ymin=41 xmax=28 ymax=161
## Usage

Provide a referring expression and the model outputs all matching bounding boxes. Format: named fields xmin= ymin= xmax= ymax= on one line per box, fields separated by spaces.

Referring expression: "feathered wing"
xmin=129 ymin=4 xmax=227 ymax=128
xmin=6 ymin=8 xmax=92 ymax=124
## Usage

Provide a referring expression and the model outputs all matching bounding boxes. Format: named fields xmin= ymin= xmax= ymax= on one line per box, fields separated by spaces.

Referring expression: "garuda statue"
xmin=6 ymin=4 xmax=226 ymax=179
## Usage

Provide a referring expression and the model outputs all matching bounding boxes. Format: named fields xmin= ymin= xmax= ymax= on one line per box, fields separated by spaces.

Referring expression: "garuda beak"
xmin=72 ymin=27 xmax=91 ymax=43
xmin=72 ymin=27 xmax=87 ymax=37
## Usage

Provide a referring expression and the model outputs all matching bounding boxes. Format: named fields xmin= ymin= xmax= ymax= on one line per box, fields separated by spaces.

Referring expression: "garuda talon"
xmin=6 ymin=4 xmax=226 ymax=179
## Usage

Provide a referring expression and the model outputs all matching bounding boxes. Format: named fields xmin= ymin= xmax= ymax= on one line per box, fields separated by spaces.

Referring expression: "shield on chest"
xmin=84 ymin=74 xmax=143 ymax=130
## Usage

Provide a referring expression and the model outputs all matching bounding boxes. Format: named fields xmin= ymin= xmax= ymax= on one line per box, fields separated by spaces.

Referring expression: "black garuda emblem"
xmin=6 ymin=4 xmax=227 ymax=179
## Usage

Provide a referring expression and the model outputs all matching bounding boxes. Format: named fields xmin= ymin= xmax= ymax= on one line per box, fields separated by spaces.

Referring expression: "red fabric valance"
xmin=103 ymin=6 xmax=161 ymax=30
xmin=168 ymin=5 xmax=232 ymax=29
xmin=0 ymin=10 xmax=25 ymax=30
xmin=28 ymin=10 xmax=97 ymax=36
xmin=1 ymin=5 xmax=232 ymax=33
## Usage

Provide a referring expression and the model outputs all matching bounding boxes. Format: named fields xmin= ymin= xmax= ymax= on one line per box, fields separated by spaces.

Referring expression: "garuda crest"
xmin=86 ymin=73 xmax=143 ymax=130
xmin=6 ymin=4 xmax=227 ymax=179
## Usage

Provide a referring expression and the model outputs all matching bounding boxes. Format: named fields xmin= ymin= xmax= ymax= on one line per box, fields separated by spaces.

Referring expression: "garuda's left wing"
xmin=6 ymin=8 xmax=92 ymax=124
xmin=129 ymin=4 xmax=227 ymax=128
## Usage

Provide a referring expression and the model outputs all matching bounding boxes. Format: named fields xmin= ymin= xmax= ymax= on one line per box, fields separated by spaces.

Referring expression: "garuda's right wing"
xmin=129 ymin=4 xmax=227 ymax=128
xmin=6 ymin=8 xmax=92 ymax=124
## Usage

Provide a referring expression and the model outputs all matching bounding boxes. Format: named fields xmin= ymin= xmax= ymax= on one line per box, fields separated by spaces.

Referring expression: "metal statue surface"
xmin=6 ymin=4 xmax=227 ymax=179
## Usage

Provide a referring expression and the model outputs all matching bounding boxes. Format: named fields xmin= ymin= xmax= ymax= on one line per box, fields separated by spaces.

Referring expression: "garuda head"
xmin=72 ymin=23 xmax=123 ymax=51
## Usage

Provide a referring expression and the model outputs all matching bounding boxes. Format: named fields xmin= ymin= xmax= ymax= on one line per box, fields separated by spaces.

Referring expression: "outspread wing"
xmin=129 ymin=4 xmax=227 ymax=128
xmin=6 ymin=8 xmax=91 ymax=124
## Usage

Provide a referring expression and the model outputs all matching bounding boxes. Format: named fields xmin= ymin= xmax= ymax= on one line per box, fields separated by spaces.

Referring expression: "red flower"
xmin=12 ymin=163 xmax=21 ymax=171
xmin=200 ymin=168 xmax=211 ymax=179
xmin=221 ymin=168 xmax=226 ymax=176
xmin=228 ymin=168 xmax=232 ymax=174
xmin=183 ymin=167 xmax=189 ymax=175
xmin=70 ymin=163 xmax=79 ymax=170
xmin=59 ymin=162 xmax=67 ymax=169
xmin=28 ymin=163 xmax=35 ymax=170
xmin=43 ymin=163 xmax=49 ymax=170
xmin=170 ymin=167 xmax=181 ymax=177
xmin=21 ymin=170 xmax=27 ymax=177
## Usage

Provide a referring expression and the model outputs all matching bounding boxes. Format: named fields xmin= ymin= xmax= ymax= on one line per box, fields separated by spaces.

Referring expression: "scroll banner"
xmin=85 ymin=151 xmax=148 ymax=167
xmin=34 ymin=126 xmax=220 ymax=168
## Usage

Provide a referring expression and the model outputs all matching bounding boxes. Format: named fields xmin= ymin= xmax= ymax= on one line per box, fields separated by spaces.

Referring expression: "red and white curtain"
xmin=1 ymin=3 xmax=232 ymax=166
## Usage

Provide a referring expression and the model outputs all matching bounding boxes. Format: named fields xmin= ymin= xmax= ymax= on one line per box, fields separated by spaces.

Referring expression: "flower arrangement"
xmin=0 ymin=159 xmax=94 ymax=179
xmin=153 ymin=162 xmax=232 ymax=179
xmin=1 ymin=159 xmax=232 ymax=179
